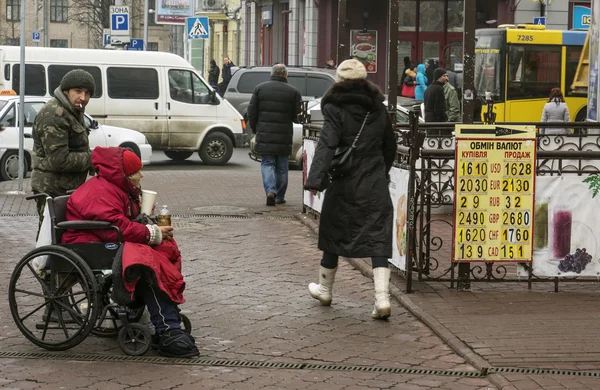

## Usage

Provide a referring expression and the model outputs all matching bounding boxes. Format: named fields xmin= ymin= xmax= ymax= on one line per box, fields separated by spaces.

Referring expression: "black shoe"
xmin=157 ymin=329 xmax=199 ymax=358
xmin=266 ymin=192 xmax=276 ymax=206
xmin=275 ymin=198 xmax=286 ymax=204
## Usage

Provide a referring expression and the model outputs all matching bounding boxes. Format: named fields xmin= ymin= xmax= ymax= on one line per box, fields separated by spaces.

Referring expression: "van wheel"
xmin=164 ymin=151 xmax=193 ymax=161
xmin=198 ymin=132 xmax=233 ymax=165
xmin=120 ymin=143 xmax=141 ymax=159
xmin=0 ymin=150 xmax=28 ymax=181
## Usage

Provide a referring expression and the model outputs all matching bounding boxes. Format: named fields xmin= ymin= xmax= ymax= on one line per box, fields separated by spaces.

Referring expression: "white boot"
xmin=308 ymin=266 xmax=337 ymax=306
xmin=372 ymin=267 xmax=391 ymax=319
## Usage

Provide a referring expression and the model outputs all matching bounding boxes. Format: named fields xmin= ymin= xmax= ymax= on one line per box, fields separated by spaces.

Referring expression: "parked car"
xmin=248 ymin=98 xmax=423 ymax=169
xmin=0 ymin=94 xmax=152 ymax=181
xmin=224 ymin=66 xmax=336 ymax=134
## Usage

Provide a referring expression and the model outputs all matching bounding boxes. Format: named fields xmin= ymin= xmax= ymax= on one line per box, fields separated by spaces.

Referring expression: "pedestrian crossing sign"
xmin=187 ymin=17 xmax=209 ymax=40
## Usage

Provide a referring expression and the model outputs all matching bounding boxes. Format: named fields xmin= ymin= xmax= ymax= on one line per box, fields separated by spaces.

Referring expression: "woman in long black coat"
xmin=304 ymin=59 xmax=397 ymax=319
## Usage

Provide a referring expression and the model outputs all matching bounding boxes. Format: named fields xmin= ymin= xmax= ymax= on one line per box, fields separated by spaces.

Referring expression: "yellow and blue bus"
xmin=475 ymin=25 xmax=587 ymax=122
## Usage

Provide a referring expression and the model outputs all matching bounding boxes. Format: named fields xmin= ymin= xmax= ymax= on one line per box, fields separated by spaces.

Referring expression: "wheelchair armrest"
xmin=57 ymin=221 xmax=112 ymax=230
xmin=26 ymin=193 xmax=50 ymax=201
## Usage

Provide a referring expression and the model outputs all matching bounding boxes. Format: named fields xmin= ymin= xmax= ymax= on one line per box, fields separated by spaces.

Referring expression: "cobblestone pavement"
xmin=0 ymin=152 xmax=495 ymax=389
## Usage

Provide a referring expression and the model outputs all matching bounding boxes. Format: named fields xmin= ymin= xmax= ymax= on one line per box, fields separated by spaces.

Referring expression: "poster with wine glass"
xmin=517 ymin=176 xmax=600 ymax=277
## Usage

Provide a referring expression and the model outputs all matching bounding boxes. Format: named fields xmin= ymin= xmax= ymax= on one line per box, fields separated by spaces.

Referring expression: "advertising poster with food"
xmin=350 ymin=30 xmax=377 ymax=73
xmin=389 ymin=167 xmax=410 ymax=270
xmin=517 ymin=176 xmax=600 ymax=277
xmin=302 ymin=139 xmax=325 ymax=213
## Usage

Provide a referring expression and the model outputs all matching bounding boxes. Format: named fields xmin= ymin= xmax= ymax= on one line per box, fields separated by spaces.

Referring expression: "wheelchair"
xmin=8 ymin=194 xmax=191 ymax=356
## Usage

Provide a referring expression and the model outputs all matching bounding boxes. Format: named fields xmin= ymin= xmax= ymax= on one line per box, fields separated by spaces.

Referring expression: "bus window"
xmin=474 ymin=34 xmax=503 ymax=101
xmin=507 ymin=45 xmax=561 ymax=100
xmin=566 ymin=46 xmax=583 ymax=97
xmin=12 ymin=64 xmax=46 ymax=96
xmin=107 ymin=67 xmax=159 ymax=99
xmin=48 ymin=65 xmax=103 ymax=98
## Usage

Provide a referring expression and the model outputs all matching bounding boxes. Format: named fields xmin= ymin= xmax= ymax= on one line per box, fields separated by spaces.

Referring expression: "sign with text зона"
xmin=453 ymin=125 xmax=537 ymax=263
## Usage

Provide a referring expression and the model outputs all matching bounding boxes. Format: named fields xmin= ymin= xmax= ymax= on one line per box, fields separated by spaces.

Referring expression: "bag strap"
xmin=350 ymin=112 xmax=370 ymax=149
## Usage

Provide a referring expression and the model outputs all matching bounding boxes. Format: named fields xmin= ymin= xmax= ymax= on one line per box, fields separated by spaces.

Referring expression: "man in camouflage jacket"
xmin=31 ymin=69 xmax=95 ymax=231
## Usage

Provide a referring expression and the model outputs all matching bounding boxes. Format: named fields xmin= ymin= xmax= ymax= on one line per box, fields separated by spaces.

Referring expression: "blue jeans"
xmin=261 ymin=154 xmax=289 ymax=201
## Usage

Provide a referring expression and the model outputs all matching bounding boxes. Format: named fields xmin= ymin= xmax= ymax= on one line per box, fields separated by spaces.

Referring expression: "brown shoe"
xmin=266 ymin=192 xmax=275 ymax=206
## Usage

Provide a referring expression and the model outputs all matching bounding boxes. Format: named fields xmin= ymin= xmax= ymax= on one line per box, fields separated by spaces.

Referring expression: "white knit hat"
xmin=336 ymin=59 xmax=367 ymax=82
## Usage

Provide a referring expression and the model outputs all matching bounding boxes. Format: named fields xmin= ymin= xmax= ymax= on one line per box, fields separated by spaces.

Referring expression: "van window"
xmin=307 ymin=75 xmax=333 ymax=97
xmin=107 ymin=67 xmax=159 ymax=99
xmin=4 ymin=64 xmax=9 ymax=81
xmin=48 ymin=65 xmax=103 ymax=97
xmin=288 ymin=75 xmax=306 ymax=95
xmin=237 ymin=72 xmax=270 ymax=93
xmin=168 ymin=70 xmax=211 ymax=104
xmin=12 ymin=64 xmax=46 ymax=96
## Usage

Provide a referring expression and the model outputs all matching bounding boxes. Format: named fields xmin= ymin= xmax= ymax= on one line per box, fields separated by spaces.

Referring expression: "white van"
xmin=0 ymin=46 xmax=246 ymax=165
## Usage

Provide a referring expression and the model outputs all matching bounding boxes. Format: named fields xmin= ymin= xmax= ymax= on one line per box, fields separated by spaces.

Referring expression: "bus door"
xmin=505 ymin=44 xmax=561 ymax=122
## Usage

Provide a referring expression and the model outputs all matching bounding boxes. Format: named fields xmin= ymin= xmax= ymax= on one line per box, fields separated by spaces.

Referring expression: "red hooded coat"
xmin=61 ymin=147 xmax=185 ymax=304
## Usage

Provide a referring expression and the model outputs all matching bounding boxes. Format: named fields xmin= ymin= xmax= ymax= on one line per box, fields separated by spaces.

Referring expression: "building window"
xmin=6 ymin=0 xmax=20 ymax=21
xmin=398 ymin=0 xmax=416 ymax=31
xmin=147 ymin=42 xmax=159 ymax=51
xmin=149 ymin=0 xmax=156 ymax=24
xmin=50 ymin=39 xmax=68 ymax=48
xmin=50 ymin=0 xmax=68 ymax=22
xmin=419 ymin=0 xmax=444 ymax=32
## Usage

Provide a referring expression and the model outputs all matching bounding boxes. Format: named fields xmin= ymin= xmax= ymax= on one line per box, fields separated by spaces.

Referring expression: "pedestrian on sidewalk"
xmin=208 ymin=59 xmax=221 ymax=95
xmin=303 ymin=59 xmax=397 ymax=320
xmin=248 ymin=63 xmax=302 ymax=206
xmin=219 ymin=55 xmax=235 ymax=94
xmin=424 ymin=68 xmax=449 ymax=122
xmin=31 ymin=69 xmax=94 ymax=235
xmin=61 ymin=147 xmax=199 ymax=358
xmin=541 ymin=87 xmax=570 ymax=135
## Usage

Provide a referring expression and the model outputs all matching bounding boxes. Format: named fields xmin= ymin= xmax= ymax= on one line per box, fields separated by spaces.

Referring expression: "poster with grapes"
xmin=388 ymin=168 xmax=410 ymax=271
xmin=517 ymin=176 xmax=600 ymax=277
xmin=302 ymin=139 xmax=325 ymax=213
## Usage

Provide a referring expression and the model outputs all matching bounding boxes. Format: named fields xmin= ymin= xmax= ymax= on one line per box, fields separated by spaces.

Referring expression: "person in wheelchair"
xmin=61 ymin=146 xmax=199 ymax=358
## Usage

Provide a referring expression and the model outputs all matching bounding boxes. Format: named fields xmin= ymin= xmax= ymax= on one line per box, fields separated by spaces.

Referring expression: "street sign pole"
xmin=143 ymin=0 xmax=149 ymax=51
xmin=18 ymin=0 xmax=26 ymax=190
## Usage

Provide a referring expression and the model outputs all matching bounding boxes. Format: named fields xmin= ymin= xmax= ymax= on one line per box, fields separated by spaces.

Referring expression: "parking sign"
xmin=32 ymin=31 xmax=41 ymax=43
xmin=126 ymin=39 xmax=144 ymax=51
xmin=110 ymin=5 xmax=130 ymax=45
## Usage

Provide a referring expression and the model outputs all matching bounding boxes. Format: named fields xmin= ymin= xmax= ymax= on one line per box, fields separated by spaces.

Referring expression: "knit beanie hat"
xmin=60 ymin=69 xmax=96 ymax=95
xmin=122 ymin=149 xmax=142 ymax=176
xmin=336 ymin=59 xmax=367 ymax=82
xmin=433 ymin=68 xmax=447 ymax=81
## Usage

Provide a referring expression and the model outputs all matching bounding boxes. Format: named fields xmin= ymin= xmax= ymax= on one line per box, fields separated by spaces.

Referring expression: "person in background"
xmin=425 ymin=59 xmax=437 ymax=86
xmin=303 ymin=59 xmax=396 ymax=320
xmin=541 ymin=88 xmax=570 ymax=135
xmin=423 ymin=68 xmax=449 ymax=122
xmin=399 ymin=56 xmax=412 ymax=87
xmin=31 ymin=69 xmax=95 ymax=234
xmin=220 ymin=55 xmax=235 ymax=94
xmin=401 ymin=63 xmax=417 ymax=98
xmin=444 ymin=81 xmax=461 ymax=122
xmin=62 ymin=147 xmax=199 ymax=358
xmin=247 ymin=64 xmax=302 ymax=206
xmin=208 ymin=59 xmax=220 ymax=95
xmin=414 ymin=63 xmax=428 ymax=101
xmin=326 ymin=59 xmax=337 ymax=69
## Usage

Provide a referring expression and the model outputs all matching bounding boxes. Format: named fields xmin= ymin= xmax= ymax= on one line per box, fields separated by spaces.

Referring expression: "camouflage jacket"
xmin=31 ymin=86 xmax=91 ymax=197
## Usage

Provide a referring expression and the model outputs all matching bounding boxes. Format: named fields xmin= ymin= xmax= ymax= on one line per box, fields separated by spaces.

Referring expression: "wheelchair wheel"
xmin=91 ymin=289 xmax=145 ymax=338
xmin=9 ymin=245 xmax=98 ymax=351
xmin=118 ymin=323 xmax=151 ymax=356
xmin=180 ymin=313 xmax=192 ymax=334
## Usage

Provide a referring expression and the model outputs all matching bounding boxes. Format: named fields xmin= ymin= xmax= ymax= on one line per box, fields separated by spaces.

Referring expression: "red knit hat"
xmin=122 ymin=149 xmax=142 ymax=176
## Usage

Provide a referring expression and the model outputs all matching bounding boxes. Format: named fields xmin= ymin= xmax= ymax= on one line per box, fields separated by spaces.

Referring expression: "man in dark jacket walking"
xmin=220 ymin=55 xmax=235 ymax=94
xmin=423 ymin=68 xmax=449 ymax=122
xmin=247 ymin=64 xmax=302 ymax=206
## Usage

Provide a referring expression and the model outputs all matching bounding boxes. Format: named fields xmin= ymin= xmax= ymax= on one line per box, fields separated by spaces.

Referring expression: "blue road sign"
xmin=32 ymin=31 xmax=41 ymax=42
xmin=126 ymin=39 xmax=144 ymax=51
xmin=187 ymin=17 xmax=209 ymax=40
xmin=103 ymin=33 xmax=111 ymax=46
xmin=533 ymin=17 xmax=546 ymax=26
xmin=111 ymin=13 xmax=129 ymax=31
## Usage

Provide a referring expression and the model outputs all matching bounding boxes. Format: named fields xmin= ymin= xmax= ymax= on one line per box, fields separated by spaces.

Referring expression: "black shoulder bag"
xmin=328 ymin=112 xmax=370 ymax=180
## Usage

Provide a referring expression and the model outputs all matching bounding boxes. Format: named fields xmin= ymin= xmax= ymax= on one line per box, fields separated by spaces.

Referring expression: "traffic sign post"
xmin=110 ymin=5 xmax=130 ymax=46
xmin=32 ymin=31 xmax=41 ymax=43
xmin=126 ymin=39 xmax=144 ymax=51
xmin=533 ymin=17 xmax=546 ymax=25
xmin=187 ymin=17 xmax=210 ymax=40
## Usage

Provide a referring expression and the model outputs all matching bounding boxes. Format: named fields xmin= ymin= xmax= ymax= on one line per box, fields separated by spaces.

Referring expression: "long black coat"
xmin=423 ymin=81 xmax=447 ymax=122
xmin=304 ymin=80 xmax=396 ymax=258
xmin=248 ymin=76 xmax=302 ymax=156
